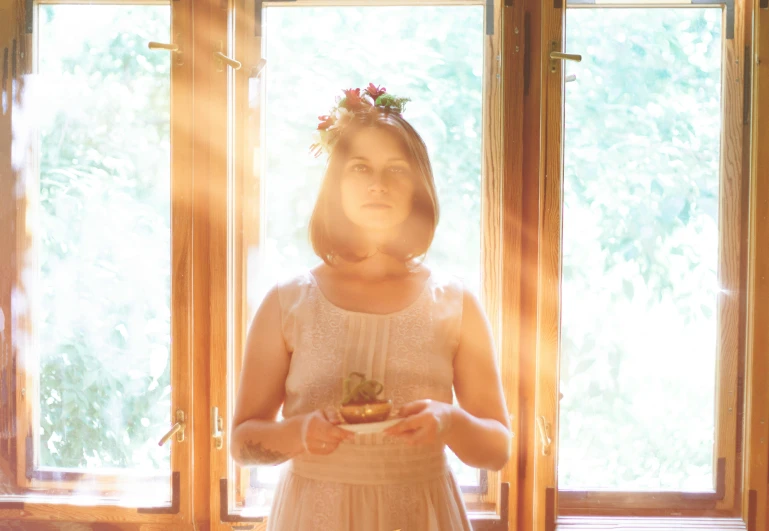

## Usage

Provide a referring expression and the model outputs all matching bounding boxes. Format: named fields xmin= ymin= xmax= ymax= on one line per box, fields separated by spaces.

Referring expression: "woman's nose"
xmin=367 ymin=171 xmax=387 ymax=193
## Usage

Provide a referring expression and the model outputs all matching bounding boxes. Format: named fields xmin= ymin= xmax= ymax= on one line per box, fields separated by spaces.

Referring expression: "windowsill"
xmin=556 ymin=516 xmax=747 ymax=530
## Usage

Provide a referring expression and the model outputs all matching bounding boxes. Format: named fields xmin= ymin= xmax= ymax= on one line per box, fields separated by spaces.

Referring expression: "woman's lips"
xmin=363 ymin=203 xmax=392 ymax=209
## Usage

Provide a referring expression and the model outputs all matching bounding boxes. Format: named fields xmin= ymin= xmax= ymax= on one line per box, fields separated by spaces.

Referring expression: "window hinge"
xmin=692 ymin=0 xmax=734 ymax=39
xmin=486 ymin=0 xmax=494 ymax=35
xmin=2 ymin=47 xmax=7 ymax=95
xmin=747 ymin=490 xmax=757 ymax=531
xmin=212 ymin=406 xmax=224 ymax=450
xmin=743 ymin=46 xmax=752 ymax=124
xmin=545 ymin=487 xmax=556 ymax=531
xmin=25 ymin=0 xmax=32 ymax=34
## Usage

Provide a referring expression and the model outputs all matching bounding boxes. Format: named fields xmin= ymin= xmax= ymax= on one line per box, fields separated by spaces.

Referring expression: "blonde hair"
xmin=308 ymin=111 xmax=439 ymax=266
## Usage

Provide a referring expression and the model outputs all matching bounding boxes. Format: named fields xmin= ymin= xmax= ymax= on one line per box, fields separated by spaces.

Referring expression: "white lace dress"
xmin=267 ymin=268 xmax=473 ymax=531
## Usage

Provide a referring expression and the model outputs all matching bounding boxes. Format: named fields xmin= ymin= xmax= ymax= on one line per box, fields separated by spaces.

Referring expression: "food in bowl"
xmin=338 ymin=372 xmax=393 ymax=424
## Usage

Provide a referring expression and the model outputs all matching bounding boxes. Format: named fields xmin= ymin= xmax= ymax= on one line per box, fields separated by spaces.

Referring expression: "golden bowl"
xmin=339 ymin=399 xmax=393 ymax=424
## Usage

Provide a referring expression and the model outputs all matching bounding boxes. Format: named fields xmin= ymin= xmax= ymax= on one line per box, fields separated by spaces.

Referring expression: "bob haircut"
xmin=308 ymin=111 xmax=440 ymax=266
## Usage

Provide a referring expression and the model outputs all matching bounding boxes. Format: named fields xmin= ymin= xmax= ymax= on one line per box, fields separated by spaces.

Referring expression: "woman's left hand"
xmin=383 ymin=399 xmax=456 ymax=445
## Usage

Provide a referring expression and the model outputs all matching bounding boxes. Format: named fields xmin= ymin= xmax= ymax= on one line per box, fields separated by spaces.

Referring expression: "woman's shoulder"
xmin=272 ymin=268 xmax=317 ymax=311
xmin=424 ymin=265 xmax=466 ymax=294
xmin=275 ymin=267 xmax=314 ymax=290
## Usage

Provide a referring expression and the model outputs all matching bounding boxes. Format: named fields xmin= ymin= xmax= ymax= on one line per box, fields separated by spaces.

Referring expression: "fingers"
xmin=319 ymin=408 xmax=353 ymax=441
xmin=322 ymin=406 xmax=344 ymax=425
xmin=307 ymin=438 xmax=339 ymax=455
xmin=396 ymin=425 xmax=431 ymax=446
xmin=303 ymin=410 xmax=354 ymax=454
xmin=384 ymin=416 xmax=421 ymax=436
xmin=384 ymin=412 xmax=442 ymax=445
xmin=397 ymin=399 xmax=430 ymax=417
xmin=385 ymin=418 xmax=435 ymax=445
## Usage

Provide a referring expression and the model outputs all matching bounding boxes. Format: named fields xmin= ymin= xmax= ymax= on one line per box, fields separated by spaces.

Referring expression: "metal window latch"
xmin=537 ymin=415 xmax=552 ymax=456
xmin=214 ymin=41 xmax=241 ymax=72
xmin=148 ymin=35 xmax=183 ymax=66
xmin=550 ymin=41 xmax=582 ymax=74
xmin=212 ymin=406 xmax=224 ymax=450
xmin=158 ymin=410 xmax=186 ymax=446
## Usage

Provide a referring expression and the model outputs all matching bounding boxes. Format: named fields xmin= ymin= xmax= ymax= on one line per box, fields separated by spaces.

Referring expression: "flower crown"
xmin=310 ymin=83 xmax=411 ymax=158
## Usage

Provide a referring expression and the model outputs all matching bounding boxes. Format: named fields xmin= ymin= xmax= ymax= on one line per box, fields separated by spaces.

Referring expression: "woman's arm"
xmin=445 ymin=287 xmax=512 ymax=470
xmin=230 ymin=285 xmax=352 ymax=466
xmin=230 ymin=285 xmax=301 ymax=466
xmin=385 ymin=288 xmax=512 ymax=471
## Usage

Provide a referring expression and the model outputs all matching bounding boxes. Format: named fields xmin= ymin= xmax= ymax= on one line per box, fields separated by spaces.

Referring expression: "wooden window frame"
xmin=0 ymin=0 xmax=763 ymax=527
xmin=0 ymin=0 xmax=196 ymax=524
xmin=742 ymin=3 xmax=769 ymax=531
xmin=207 ymin=0 xmax=518 ymax=529
xmin=557 ymin=0 xmax=745 ymax=515
xmin=515 ymin=0 xmax=769 ymax=528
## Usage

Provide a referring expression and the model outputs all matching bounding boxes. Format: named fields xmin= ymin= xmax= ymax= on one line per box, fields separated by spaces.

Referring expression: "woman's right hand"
xmin=300 ymin=407 xmax=354 ymax=455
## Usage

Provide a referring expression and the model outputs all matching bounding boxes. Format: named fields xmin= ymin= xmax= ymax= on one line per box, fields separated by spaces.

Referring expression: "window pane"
xmin=8 ymin=3 xmax=173 ymax=503
xmin=558 ymin=8 xmax=722 ymax=491
xmin=235 ymin=5 xmax=484 ymax=516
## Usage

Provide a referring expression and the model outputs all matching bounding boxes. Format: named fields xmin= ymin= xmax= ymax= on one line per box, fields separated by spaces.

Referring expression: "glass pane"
xmin=11 ymin=3 xmax=171 ymax=503
xmin=558 ymin=8 xmax=722 ymax=491
xmin=233 ymin=5 xmax=484 ymax=517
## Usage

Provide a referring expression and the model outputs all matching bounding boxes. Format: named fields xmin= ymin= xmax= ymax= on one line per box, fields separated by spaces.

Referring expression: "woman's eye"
xmin=387 ymin=166 xmax=407 ymax=174
xmin=351 ymin=164 xmax=369 ymax=173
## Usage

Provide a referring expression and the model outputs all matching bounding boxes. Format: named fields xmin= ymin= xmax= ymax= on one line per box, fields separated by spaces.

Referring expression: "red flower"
xmin=342 ymin=88 xmax=364 ymax=110
xmin=317 ymin=115 xmax=335 ymax=130
xmin=365 ymin=83 xmax=387 ymax=102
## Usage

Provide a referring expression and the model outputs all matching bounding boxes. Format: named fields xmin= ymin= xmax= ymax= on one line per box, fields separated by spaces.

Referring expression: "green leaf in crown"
xmin=309 ymin=83 xmax=411 ymax=158
xmin=342 ymin=372 xmax=385 ymax=406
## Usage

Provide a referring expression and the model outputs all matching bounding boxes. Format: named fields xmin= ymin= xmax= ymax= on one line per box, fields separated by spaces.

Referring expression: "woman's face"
xmin=339 ymin=127 xmax=416 ymax=245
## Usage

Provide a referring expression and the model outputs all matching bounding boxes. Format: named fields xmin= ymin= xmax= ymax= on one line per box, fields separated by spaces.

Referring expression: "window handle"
xmin=213 ymin=41 xmax=241 ymax=71
xmin=537 ymin=415 xmax=552 ymax=456
xmin=550 ymin=42 xmax=583 ymax=74
xmin=550 ymin=51 xmax=582 ymax=63
xmin=213 ymin=51 xmax=242 ymax=71
xmin=212 ymin=406 xmax=224 ymax=450
xmin=148 ymin=35 xmax=183 ymax=66
xmin=158 ymin=409 xmax=186 ymax=446
xmin=148 ymin=42 xmax=179 ymax=52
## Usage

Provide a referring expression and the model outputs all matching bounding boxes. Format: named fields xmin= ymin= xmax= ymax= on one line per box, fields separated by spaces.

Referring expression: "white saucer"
xmin=339 ymin=418 xmax=400 ymax=434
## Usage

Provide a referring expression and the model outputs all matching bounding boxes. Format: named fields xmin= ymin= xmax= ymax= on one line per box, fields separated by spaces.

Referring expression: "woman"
xmin=230 ymin=83 xmax=511 ymax=530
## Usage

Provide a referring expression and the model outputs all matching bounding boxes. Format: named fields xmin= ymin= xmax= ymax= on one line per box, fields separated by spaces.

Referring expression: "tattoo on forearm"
xmin=239 ymin=440 xmax=290 ymax=465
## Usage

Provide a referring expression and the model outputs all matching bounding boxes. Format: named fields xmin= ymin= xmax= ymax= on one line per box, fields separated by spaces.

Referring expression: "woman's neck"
xmin=327 ymin=253 xmax=420 ymax=282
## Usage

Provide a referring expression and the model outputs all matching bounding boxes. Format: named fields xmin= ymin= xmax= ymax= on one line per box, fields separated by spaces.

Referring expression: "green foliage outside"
xmin=558 ymin=8 xmax=722 ymax=490
xmin=253 ymin=6 xmax=484 ymax=307
xmin=31 ymin=1 xmax=723 ymax=498
xmin=37 ymin=5 xmax=172 ymax=470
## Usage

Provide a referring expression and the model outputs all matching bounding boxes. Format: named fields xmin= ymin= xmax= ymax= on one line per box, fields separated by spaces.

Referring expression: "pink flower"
xmin=365 ymin=83 xmax=387 ymax=102
xmin=317 ymin=115 xmax=335 ymax=130
xmin=342 ymin=88 xmax=364 ymax=110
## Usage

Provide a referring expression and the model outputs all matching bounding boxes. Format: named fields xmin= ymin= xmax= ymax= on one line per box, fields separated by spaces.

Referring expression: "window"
xmin=531 ymin=0 xmax=750 ymax=525
xmin=1 ymin=0 xmax=766 ymax=527
xmin=212 ymin=0 xmax=511 ymax=527
xmin=0 ymin=0 xmax=193 ymax=522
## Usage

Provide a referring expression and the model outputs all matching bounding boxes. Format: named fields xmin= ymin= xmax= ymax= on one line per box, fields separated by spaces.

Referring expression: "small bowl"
xmin=339 ymin=399 xmax=393 ymax=424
